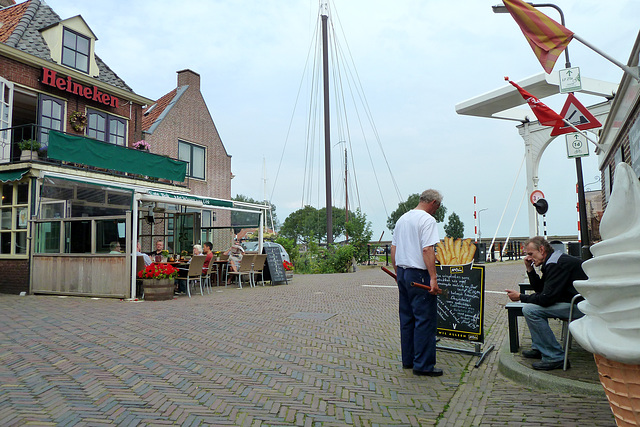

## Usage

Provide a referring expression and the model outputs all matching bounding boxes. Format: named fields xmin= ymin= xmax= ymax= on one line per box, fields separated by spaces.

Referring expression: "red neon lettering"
xmin=83 ymin=87 xmax=92 ymax=98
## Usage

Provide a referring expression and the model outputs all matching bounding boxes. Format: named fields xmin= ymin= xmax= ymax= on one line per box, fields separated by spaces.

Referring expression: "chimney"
xmin=177 ymin=69 xmax=200 ymax=91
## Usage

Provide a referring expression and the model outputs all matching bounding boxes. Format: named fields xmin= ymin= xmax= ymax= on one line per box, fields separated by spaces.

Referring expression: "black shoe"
xmin=522 ymin=349 xmax=542 ymax=359
xmin=413 ymin=368 xmax=443 ymax=377
xmin=402 ymin=364 xmax=413 ymax=369
xmin=532 ymin=360 xmax=568 ymax=371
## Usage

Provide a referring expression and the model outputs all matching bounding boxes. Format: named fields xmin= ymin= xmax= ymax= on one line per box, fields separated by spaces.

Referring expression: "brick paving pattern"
xmin=0 ymin=262 xmax=615 ymax=426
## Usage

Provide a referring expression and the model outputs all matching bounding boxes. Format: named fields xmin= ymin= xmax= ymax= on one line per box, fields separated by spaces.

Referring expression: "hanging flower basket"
xmin=133 ymin=140 xmax=151 ymax=151
xmin=69 ymin=111 xmax=87 ymax=132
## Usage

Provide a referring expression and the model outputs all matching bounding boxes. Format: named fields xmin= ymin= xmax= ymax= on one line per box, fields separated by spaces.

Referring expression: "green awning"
xmin=147 ymin=190 xmax=234 ymax=208
xmin=48 ymin=131 xmax=187 ymax=182
xmin=0 ymin=168 xmax=28 ymax=183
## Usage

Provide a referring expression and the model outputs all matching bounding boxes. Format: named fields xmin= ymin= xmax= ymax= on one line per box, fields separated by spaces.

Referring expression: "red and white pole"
xmin=474 ymin=195 xmax=478 ymax=242
xmin=576 ymin=184 xmax=581 ymax=243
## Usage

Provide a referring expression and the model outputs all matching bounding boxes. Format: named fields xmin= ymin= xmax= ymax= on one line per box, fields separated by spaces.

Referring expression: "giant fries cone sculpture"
xmin=571 ymin=163 xmax=640 ymax=426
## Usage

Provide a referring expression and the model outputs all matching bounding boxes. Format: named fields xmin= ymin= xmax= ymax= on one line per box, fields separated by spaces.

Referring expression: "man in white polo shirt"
xmin=391 ymin=189 xmax=443 ymax=376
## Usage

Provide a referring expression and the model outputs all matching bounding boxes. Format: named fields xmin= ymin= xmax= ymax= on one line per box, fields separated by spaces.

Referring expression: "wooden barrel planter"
xmin=142 ymin=278 xmax=175 ymax=301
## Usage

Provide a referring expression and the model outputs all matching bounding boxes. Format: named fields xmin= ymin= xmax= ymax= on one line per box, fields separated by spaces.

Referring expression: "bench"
xmin=505 ymin=285 xmax=581 ymax=356
xmin=505 ymin=283 xmax=532 ymax=352
xmin=506 ymin=302 xmax=525 ymax=352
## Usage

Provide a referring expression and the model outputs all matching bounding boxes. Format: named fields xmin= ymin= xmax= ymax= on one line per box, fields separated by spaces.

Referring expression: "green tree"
xmin=387 ymin=193 xmax=447 ymax=231
xmin=281 ymin=206 xmax=349 ymax=244
xmin=280 ymin=205 xmax=322 ymax=244
xmin=444 ymin=212 xmax=464 ymax=240
xmin=345 ymin=208 xmax=373 ymax=262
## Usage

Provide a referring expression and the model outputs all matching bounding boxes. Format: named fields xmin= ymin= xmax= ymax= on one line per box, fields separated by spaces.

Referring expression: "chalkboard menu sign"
xmin=436 ymin=264 xmax=485 ymax=342
xmin=264 ymin=246 xmax=288 ymax=284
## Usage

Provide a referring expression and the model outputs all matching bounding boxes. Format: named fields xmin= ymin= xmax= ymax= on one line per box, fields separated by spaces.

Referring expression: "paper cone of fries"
xmin=594 ymin=354 xmax=640 ymax=426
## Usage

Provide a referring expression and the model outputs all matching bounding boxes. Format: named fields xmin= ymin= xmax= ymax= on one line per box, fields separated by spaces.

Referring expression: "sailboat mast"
xmin=321 ymin=1 xmax=333 ymax=245
xmin=345 ymin=145 xmax=349 ymax=242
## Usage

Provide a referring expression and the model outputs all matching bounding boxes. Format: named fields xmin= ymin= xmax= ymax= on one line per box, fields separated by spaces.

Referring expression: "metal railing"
xmin=3 ymin=124 xmax=188 ymax=187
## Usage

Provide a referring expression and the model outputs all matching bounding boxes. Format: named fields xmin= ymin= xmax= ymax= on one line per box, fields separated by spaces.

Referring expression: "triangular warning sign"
xmin=550 ymin=93 xmax=602 ymax=136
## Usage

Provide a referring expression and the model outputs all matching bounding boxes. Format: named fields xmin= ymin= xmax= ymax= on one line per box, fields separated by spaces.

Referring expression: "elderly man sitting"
xmin=505 ymin=237 xmax=587 ymax=371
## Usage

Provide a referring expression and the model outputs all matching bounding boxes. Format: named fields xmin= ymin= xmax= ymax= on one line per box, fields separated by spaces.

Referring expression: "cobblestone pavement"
xmin=0 ymin=262 xmax=615 ymax=426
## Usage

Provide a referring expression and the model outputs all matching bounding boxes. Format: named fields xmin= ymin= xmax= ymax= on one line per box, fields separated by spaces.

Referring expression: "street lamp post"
xmin=493 ymin=2 xmax=591 ymax=259
xmin=477 ymin=208 xmax=488 ymax=242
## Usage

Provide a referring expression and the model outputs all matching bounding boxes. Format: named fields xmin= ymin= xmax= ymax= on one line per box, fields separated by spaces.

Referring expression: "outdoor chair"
xmin=227 ymin=254 xmax=255 ymax=288
xmin=201 ymin=260 xmax=215 ymax=294
xmin=251 ymin=254 xmax=268 ymax=287
xmin=563 ymin=293 xmax=583 ymax=371
xmin=179 ymin=255 xmax=206 ymax=298
xmin=135 ymin=255 xmax=147 ymax=298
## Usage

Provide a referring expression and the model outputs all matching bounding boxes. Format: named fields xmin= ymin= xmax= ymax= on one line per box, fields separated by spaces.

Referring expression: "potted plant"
xmin=137 ymin=263 xmax=178 ymax=301
xmin=160 ymin=249 xmax=170 ymax=262
xmin=133 ymin=140 xmax=151 ymax=151
xmin=18 ymin=139 xmax=41 ymax=160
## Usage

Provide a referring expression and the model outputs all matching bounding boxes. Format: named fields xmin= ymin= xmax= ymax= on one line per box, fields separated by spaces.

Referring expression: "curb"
xmin=498 ymin=344 xmax=606 ymax=397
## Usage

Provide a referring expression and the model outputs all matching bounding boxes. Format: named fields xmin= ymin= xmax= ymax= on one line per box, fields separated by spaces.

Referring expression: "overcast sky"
xmin=45 ymin=0 xmax=640 ymax=242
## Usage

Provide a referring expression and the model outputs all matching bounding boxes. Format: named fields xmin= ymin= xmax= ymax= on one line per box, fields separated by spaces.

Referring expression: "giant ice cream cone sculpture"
xmin=571 ymin=162 xmax=640 ymax=426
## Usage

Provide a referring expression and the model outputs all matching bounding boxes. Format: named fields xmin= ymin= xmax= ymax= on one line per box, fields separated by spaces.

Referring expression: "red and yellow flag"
xmin=505 ymin=77 xmax=565 ymax=127
xmin=502 ymin=0 xmax=574 ymax=73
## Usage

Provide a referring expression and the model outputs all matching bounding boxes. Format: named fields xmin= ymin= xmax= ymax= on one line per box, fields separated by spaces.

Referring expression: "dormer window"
xmin=62 ymin=28 xmax=90 ymax=73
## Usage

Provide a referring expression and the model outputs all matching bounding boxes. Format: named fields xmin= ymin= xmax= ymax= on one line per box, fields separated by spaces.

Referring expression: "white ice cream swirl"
xmin=570 ymin=162 xmax=640 ymax=364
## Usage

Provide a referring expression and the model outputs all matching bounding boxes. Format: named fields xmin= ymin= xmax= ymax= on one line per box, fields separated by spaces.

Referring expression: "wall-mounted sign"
xmin=41 ymin=67 xmax=119 ymax=108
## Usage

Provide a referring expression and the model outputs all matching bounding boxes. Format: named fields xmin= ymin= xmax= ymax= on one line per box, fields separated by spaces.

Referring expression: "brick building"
xmin=0 ymin=0 xmax=265 ymax=297
xmin=141 ymin=69 xmax=235 ymax=250
xmin=597 ymin=34 xmax=640 ymax=207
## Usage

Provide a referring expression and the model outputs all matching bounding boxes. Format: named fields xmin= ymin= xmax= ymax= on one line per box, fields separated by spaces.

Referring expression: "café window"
xmin=35 ymin=177 xmax=133 ymax=254
xmin=0 ymin=181 xmax=29 ymax=256
xmin=87 ymin=109 xmax=127 ymax=146
xmin=62 ymin=28 xmax=90 ymax=74
xmin=38 ymin=95 xmax=65 ymax=147
xmin=178 ymin=140 xmax=205 ymax=180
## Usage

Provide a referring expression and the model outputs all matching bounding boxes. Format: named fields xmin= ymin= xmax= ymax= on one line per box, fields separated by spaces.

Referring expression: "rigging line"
xmin=304 ymin=20 xmax=325 ymax=207
xmin=330 ymin=2 xmax=403 ymax=205
xmin=329 ymin=33 xmax=390 ymax=218
xmin=271 ymin=12 xmax=321 ymax=205
xmin=330 ymin=31 xmax=361 ymax=211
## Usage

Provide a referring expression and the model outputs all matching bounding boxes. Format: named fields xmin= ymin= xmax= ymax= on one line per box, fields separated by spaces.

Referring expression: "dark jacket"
xmin=520 ymin=251 xmax=587 ymax=307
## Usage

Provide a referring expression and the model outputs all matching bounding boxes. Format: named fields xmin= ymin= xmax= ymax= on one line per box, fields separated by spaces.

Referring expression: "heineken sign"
xmin=41 ymin=67 xmax=119 ymax=108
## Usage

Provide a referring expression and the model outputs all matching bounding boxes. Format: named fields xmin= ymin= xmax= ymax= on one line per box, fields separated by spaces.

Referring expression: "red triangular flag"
xmin=506 ymin=77 xmax=565 ymax=127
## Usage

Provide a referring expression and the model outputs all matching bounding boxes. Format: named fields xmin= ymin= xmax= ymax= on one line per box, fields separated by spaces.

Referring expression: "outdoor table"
xmin=213 ymin=259 xmax=228 ymax=287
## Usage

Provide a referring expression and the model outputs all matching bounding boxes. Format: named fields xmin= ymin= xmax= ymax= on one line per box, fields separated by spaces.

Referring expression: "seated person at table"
xmin=505 ymin=236 xmax=587 ymax=371
xmin=109 ymin=241 xmax=121 ymax=254
xmin=136 ymin=242 xmax=152 ymax=266
xmin=175 ymin=245 xmax=202 ymax=294
xmin=148 ymin=240 xmax=164 ymax=263
xmin=202 ymin=241 xmax=214 ymax=274
xmin=224 ymin=239 xmax=244 ymax=272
